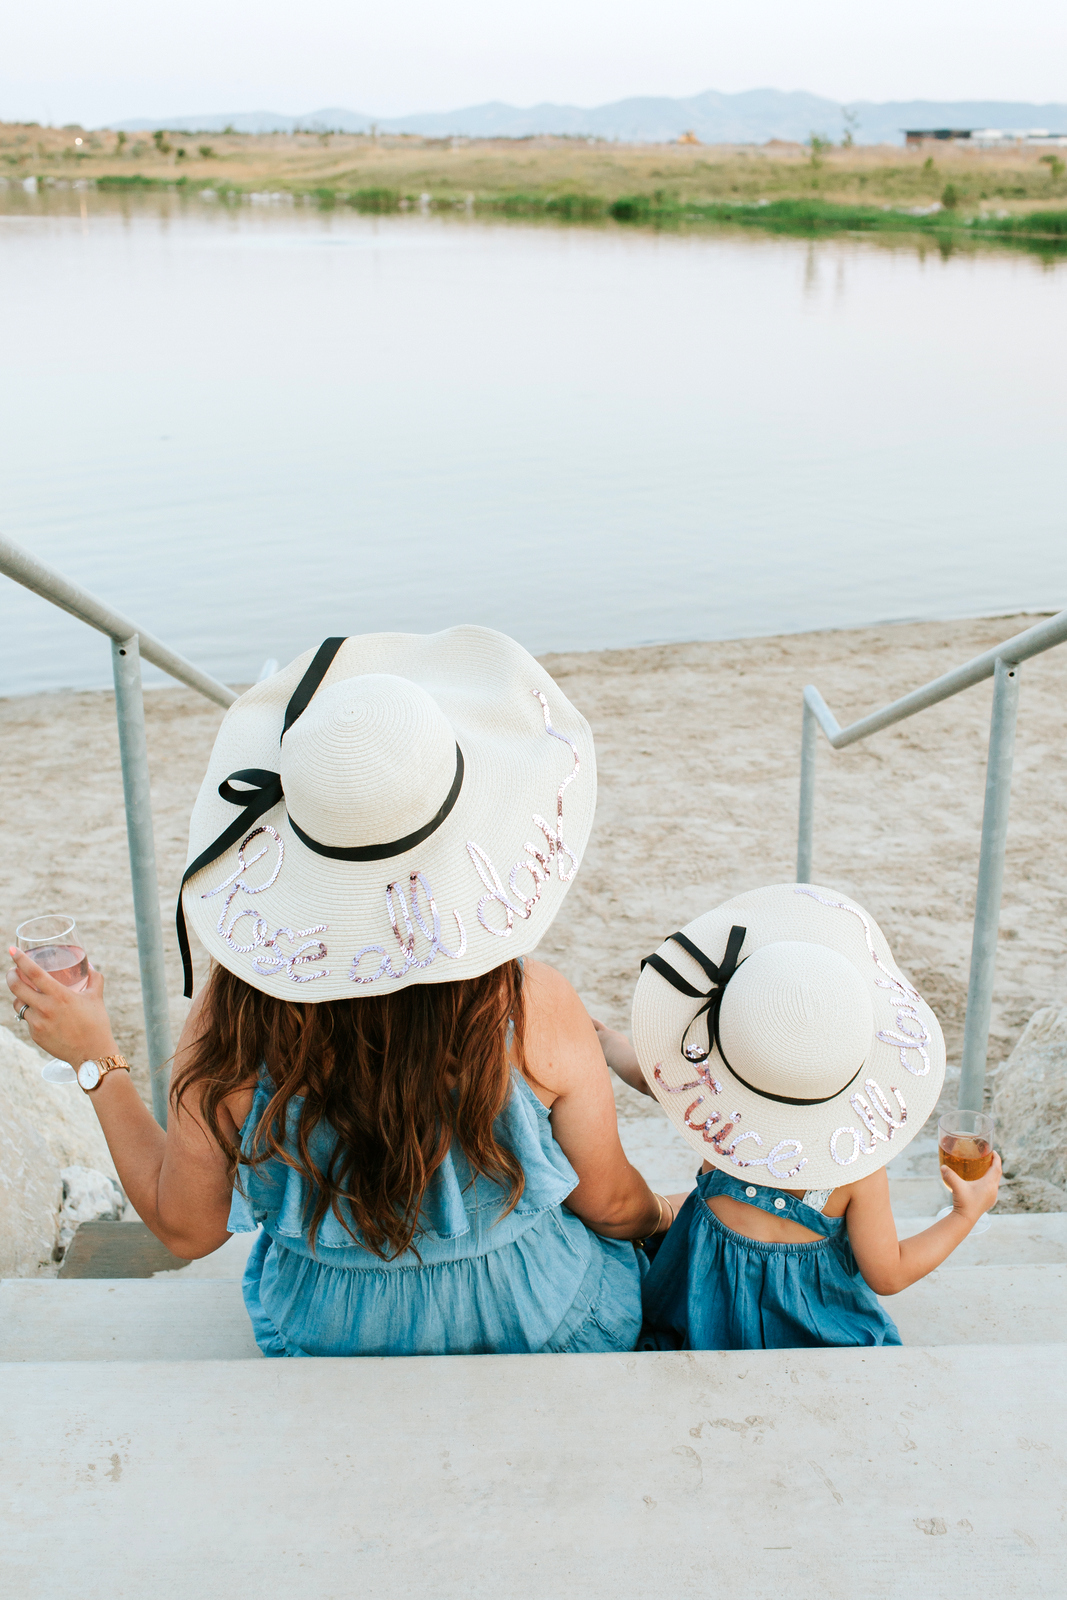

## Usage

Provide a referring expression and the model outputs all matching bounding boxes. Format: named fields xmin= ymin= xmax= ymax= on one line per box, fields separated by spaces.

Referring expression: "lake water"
xmin=2 ymin=191 xmax=1066 ymax=696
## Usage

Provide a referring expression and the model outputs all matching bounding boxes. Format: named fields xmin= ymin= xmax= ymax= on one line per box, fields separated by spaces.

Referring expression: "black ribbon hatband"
xmin=176 ymin=637 xmax=465 ymax=996
xmin=642 ymin=924 xmax=747 ymax=1071
xmin=643 ymin=924 xmax=863 ymax=1108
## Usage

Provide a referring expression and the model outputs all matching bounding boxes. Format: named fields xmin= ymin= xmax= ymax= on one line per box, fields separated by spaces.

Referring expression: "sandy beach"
xmin=3 ymin=613 xmax=1065 ymax=1196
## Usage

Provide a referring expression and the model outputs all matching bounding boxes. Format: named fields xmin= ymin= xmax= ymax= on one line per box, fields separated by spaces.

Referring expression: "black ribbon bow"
xmin=643 ymin=922 xmax=867 ymax=1106
xmin=642 ymin=924 xmax=747 ymax=1065
xmin=175 ymin=636 xmax=464 ymax=997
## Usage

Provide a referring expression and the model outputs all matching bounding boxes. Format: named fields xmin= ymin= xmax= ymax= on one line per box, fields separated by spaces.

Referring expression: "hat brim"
xmin=632 ymin=883 xmax=946 ymax=1190
xmin=182 ymin=626 xmax=596 ymax=999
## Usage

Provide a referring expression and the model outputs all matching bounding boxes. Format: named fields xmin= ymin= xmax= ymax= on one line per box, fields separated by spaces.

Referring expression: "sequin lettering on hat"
xmin=653 ymin=1058 xmax=808 ymax=1180
xmin=829 ymin=1080 xmax=908 ymax=1165
xmin=200 ymin=825 xmax=331 ymax=984
xmin=465 ymin=690 xmax=583 ymax=937
xmin=349 ymin=871 xmax=467 ymax=984
xmin=795 ymin=886 xmax=931 ymax=1075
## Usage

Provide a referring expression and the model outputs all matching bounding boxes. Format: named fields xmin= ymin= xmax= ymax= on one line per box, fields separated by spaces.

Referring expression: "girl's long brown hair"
xmin=173 ymin=959 xmax=526 ymax=1260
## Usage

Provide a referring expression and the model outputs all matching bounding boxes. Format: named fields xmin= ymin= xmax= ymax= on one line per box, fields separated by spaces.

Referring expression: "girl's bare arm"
xmin=845 ymin=1155 xmax=1002 ymax=1295
xmin=590 ymin=1018 xmax=654 ymax=1096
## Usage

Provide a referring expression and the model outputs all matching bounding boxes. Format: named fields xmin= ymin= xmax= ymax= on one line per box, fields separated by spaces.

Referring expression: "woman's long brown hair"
xmin=173 ymin=959 xmax=526 ymax=1260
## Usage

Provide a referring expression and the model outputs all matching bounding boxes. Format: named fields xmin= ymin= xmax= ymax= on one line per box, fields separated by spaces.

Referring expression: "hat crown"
xmin=279 ymin=674 xmax=457 ymax=850
xmin=718 ymin=940 xmax=874 ymax=1101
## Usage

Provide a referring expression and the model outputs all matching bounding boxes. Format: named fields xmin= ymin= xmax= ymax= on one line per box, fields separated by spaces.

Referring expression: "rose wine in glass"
xmin=936 ymin=1110 xmax=995 ymax=1236
xmin=15 ymin=914 xmax=88 ymax=1085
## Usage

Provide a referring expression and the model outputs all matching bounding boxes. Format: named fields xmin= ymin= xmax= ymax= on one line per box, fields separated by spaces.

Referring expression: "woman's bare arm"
xmin=7 ymin=947 xmax=239 ymax=1258
xmin=845 ymin=1156 xmax=1002 ymax=1295
xmin=521 ymin=960 xmax=666 ymax=1238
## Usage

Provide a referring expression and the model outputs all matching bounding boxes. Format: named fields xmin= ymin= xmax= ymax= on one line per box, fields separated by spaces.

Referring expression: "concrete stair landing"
xmin=4 ymin=1213 xmax=1066 ymax=1596
xmin=2 ymin=1346 xmax=1065 ymax=1599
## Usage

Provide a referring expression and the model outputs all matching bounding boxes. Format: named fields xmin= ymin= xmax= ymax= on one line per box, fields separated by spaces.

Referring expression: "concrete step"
xmin=59 ymin=1219 xmax=191 ymax=1278
xmin=897 ymin=1212 xmax=1067 ymax=1266
xmin=0 ymin=1279 xmax=261 ymax=1360
xmin=1 ymin=1345 xmax=1064 ymax=1599
xmin=884 ymin=1264 xmax=1067 ymax=1346
xmin=4 ymin=1259 xmax=1066 ymax=1359
xmin=888 ymin=1175 xmax=952 ymax=1215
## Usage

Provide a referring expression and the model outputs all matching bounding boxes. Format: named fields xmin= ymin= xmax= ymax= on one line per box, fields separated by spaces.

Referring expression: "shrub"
xmin=544 ymin=193 xmax=605 ymax=220
xmin=349 ymin=187 xmax=400 ymax=213
xmin=609 ymin=195 xmax=652 ymax=222
xmin=941 ymin=183 xmax=960 ymax=209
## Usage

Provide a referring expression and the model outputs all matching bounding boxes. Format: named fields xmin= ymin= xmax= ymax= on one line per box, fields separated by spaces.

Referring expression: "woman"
xmin=9 ymin=626 xmax=671 ymax=1356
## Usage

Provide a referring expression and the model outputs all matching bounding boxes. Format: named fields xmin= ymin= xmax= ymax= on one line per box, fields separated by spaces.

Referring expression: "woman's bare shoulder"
xmin=519 ymin=959 xmax=602 ymax=1101
xmin=522 ymin=957 xmax=584 ymax=1010
xmin=522 ymin=958 xmax=597 ymax=1042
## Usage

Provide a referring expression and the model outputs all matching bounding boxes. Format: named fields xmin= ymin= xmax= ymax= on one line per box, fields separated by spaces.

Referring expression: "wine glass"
xmin=936 ymin=1109 xmax=996 ymax=1237
xmin=15 ymin=913 xmax=89 ymax=1086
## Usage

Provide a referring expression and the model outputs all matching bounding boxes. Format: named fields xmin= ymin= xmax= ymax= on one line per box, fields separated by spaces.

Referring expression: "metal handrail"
xmin=1 ymin=534 xmax=238 ymax=1124
xmin=0 ymin=537 xmax=236 ymax=708
xmin=797 ymin=605 xmax=1067 ymax=1111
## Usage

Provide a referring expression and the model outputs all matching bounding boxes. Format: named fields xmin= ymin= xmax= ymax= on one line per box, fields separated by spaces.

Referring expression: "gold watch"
xmin=76 ymin=1054 xmax=130 ymax=1093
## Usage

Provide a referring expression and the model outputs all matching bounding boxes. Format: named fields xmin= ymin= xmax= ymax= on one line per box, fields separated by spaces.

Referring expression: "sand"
xmin=3 ymin=614 xmax=1066 ymax=1197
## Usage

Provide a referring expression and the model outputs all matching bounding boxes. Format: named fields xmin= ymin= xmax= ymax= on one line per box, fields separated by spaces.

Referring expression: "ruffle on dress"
xmin=228 ymin=1070 xmax=644 ymax=1358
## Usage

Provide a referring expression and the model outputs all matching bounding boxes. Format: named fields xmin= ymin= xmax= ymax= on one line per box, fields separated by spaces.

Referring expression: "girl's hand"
xmin=590 ymin=1018 xmax=652 ymax=1096
xmin=7 ymin=946 xmax=118 ymax=1067
xmin=941 ymin=1151 xmax=1002 ymax=1225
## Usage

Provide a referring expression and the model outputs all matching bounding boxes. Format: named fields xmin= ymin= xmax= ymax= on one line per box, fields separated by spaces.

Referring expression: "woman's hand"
xmin=6 ymin=946 xmax=118 ymax=1067
xmin=942 ymin=1151 xmax=1002 ymax=1224
xmin=590 ymin=1018 xmax=652 ymax=1096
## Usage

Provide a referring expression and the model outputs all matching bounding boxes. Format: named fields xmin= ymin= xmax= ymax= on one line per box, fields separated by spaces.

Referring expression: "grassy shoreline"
xmin=84 ymin=172 xmax=1067 ymax=246
xmin=6 ymin=121 xmax=1067 ymax=249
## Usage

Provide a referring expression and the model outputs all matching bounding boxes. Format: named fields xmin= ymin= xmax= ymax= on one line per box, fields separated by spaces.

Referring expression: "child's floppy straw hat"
xmin=178 ymin=627 xmax=596 ymax=1000
xmin=632 ymin=883 xmax=945 ymax=1189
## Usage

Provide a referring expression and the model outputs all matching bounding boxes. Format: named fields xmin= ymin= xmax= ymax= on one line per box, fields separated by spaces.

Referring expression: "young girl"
xmin=596 ymin=882 xmax=1002 ymax=1350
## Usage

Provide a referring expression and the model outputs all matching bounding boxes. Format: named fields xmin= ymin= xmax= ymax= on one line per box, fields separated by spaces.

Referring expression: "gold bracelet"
xmin=661 ymin=1195 xmax=676 ymax=1230
xmin=653 ymin=1193 xmax=665 ymax=1234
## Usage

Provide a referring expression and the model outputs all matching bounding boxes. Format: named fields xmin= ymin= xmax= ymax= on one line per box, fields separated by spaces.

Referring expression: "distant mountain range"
xmin=111 ymin=89 xmax=1067 ymax=146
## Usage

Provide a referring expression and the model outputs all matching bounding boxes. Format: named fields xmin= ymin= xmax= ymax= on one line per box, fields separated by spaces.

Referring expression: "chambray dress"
xmin=641 ymin=1167 xmax=901 ymax=1350
xmin=228 ymin=1070 xmax=644 ymax=1358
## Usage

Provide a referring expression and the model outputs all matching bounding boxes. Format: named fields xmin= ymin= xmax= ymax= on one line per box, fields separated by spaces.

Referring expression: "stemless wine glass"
xmin=936 ymin=1109 xmax=996 ymax=1237
xmin=15 ymin=913 xmax=89 ymax=1086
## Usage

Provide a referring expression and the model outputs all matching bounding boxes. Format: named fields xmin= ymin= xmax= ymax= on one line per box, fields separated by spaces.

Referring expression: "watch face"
xmin=77 ymin=1059 xmax=101 ymax=1091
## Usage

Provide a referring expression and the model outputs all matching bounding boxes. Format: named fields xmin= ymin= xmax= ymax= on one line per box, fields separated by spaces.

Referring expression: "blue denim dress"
xmin=228 ymin=1071 xmax=644 ymax=1358
xmin=641 ymin=1167 xmax=901 ymax=1350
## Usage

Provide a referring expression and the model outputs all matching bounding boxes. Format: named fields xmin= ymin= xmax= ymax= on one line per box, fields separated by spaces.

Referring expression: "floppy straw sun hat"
xmin=632 ymin=883 xmax=945 ymax=1191
xmin=178 ymin=627 xmax=596 ymax=1001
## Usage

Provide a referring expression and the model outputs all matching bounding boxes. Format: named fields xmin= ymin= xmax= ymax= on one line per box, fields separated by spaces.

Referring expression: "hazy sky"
xmin=3 ymin=0 xmax=1065 ymax=128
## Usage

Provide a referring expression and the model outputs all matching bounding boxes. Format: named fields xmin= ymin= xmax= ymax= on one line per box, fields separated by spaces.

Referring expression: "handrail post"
xmin=958 ymin=657 xmax=1021 ymax=1112
xmin=111 ymin=635 xmax=173 ymax=1127
xmin=797 ymin=696 xmax=817 ymax=882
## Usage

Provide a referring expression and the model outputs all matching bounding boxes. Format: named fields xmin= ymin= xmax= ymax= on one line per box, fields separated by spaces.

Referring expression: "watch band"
xmin=79 ymin=1054 xmax=131 ymax=1093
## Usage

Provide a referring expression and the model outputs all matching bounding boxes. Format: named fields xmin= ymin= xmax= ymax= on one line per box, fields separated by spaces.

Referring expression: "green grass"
xmin=603 ymin=193 xmax=1067 ymax=243
xmin=74 ymin=175 xmax=1067 ymax=252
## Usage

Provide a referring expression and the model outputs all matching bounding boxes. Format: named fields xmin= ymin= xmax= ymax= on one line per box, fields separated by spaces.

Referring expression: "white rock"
xmin=0 ymin=1076 xmax=62 ymax=1277
xmin=57 ymin=1165 xmax=125 ymax=1251
xmin=0 ymin=1026 xmax=120 ymax=1183
xmin=993 ymin=1006 xmax=1067 ymax=1190
xmin=0 ymin=1027 xmax=128 ymax=1276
